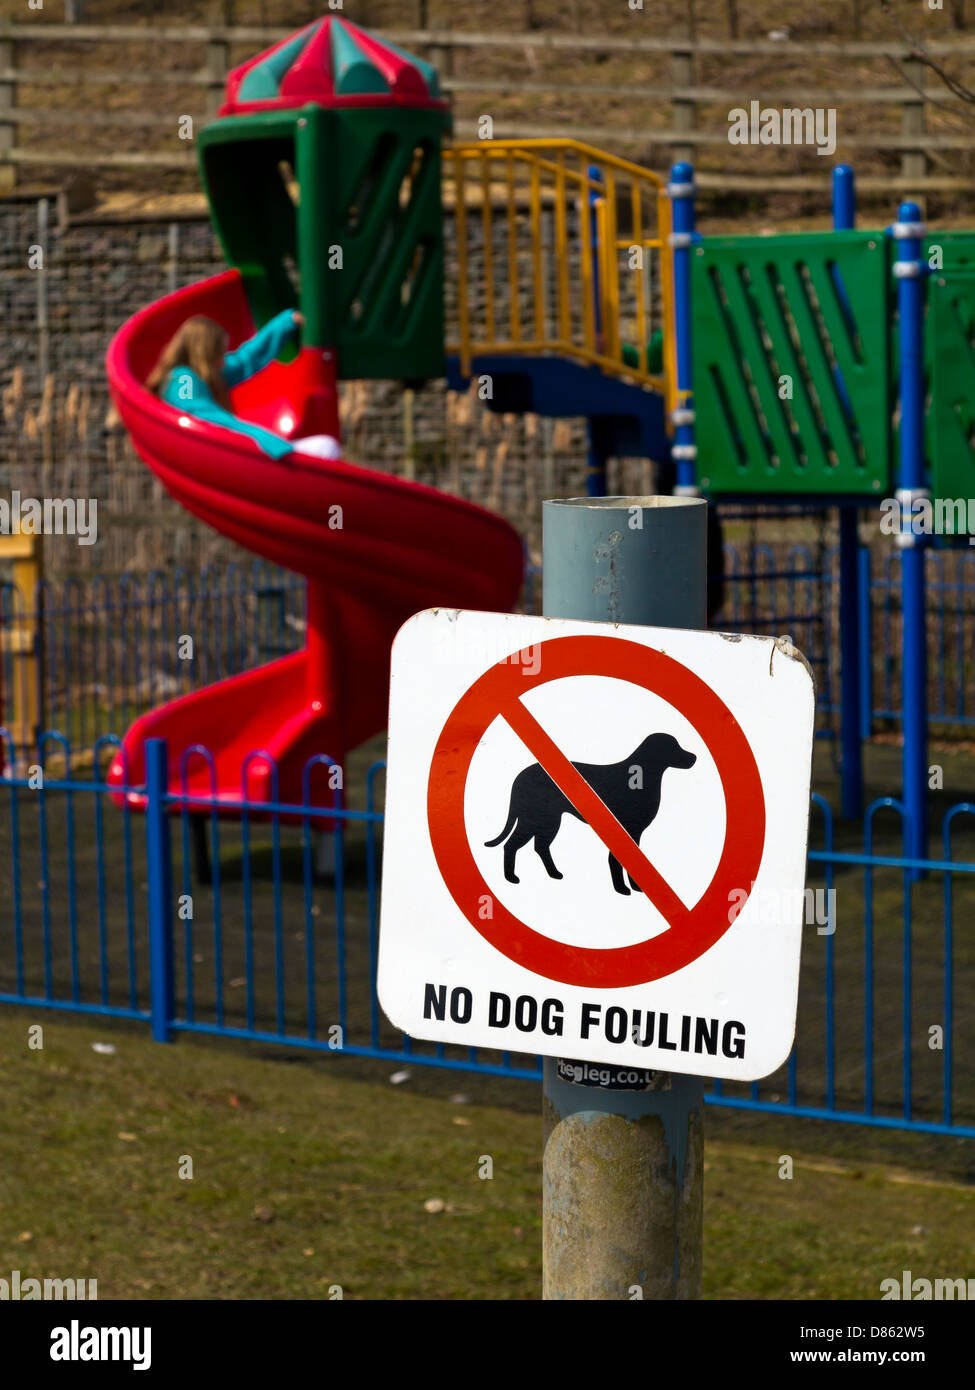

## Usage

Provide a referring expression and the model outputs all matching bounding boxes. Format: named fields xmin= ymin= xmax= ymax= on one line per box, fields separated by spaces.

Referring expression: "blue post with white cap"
xmin=832 ymin=163 xmax=856 ymax=232
xmin=891 ymin=200 xmax=928 ymax=874
xmin=669 ymin=162 xmax=697 ymax=496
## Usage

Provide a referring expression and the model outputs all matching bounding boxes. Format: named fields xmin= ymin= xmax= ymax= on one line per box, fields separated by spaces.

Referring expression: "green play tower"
xmin=197 ymin=15 xmax=451 ymax=382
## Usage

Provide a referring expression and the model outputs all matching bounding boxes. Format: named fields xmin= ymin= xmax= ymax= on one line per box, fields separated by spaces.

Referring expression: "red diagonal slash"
xmin=500 ymin=695 xmax=693 ymax=932
xmin=428 ymin=634 xmax=766 ymax=988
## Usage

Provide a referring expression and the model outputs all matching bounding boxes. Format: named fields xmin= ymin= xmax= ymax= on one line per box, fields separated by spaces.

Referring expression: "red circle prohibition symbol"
xmin=427 ymin=635 xmax=766 ymax=989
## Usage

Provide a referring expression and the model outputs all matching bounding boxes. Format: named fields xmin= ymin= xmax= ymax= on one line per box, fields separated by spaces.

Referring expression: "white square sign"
xmin=377 ymin=609 xmax=816 ymax=1081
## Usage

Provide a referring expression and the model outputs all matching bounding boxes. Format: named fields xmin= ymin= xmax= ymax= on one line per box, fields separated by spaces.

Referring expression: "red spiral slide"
xmin=105 ymin=269 xmax=525 ymax=810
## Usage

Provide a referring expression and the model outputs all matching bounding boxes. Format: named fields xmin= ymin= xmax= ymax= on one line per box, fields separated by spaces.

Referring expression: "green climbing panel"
xmin=888 ymin=233 xmax=975 ymax=531
xmin=928 ymin=270 xmax=975 ymax=531
xmin=199 ymin=103 xmax=449 ymax=382
xmin=297 ymin=104 xmax=447 ymax=380
xmin=692 ymin=231 xmax=892 ymax=495
xmin=926 ymin=230 xmax=975 ymax=276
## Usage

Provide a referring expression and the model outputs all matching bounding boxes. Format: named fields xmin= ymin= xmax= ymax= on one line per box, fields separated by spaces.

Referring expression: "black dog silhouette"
xmin=485 ymin=733 xmax=696 ymax=896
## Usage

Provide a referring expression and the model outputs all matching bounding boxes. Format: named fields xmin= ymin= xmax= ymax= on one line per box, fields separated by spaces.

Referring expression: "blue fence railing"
xmin=715 ymin=542 xmax=975 ymax=731
xmin=529 ymin=538 xmax=975 ymax=740
xmin=0 ymin=562 xmax=306 ymax=760
xmin=1 ymin=730 xmax=973 ymax=1137
xmin=2 ymin=544 xmax=974 ymax=762
xmin=872 ymin=546 xmax=975 ymax=727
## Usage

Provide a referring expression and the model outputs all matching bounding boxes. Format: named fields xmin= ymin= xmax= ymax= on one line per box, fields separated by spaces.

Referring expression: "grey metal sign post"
xmin=541 ymin=495 xmax=707 ymax=1300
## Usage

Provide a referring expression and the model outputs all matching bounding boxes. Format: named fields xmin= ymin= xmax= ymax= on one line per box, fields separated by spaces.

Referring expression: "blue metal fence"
xmin=0 ymin=731 xmax=149 ymax=1025
xmin=873 ymin=546 xmax=975 ymax=728
xmin=526 ymin=537 xmax=975 ymax=741
xmin=1 ymin=730 xmax=972 ymax=1135
xmin=0 ymin=562 xmax=305 ymax=760
xmin=2 ymin=543 xmax=975 ymax=765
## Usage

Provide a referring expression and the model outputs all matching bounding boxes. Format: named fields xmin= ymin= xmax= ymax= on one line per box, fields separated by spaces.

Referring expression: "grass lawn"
xmin=1 ymin=717 xmax=974 ymax=1299
xmin=0 ymin=1008 xmax=973 ymax=1301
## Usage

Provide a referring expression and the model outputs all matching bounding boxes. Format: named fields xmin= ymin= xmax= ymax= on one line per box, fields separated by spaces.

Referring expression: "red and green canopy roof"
xmin=220 ymin=16 xmax=447 ymax=116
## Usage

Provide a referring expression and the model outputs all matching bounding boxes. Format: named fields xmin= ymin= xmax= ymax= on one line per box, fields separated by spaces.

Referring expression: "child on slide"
xmin=146 ymin=311 xmax=342 ymax=461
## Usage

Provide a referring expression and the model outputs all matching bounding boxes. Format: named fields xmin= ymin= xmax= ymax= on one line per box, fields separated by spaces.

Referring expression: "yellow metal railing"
xmin=446 ymin=139 xmax=675 ymax=411
xmin=0 ymin=522 xmax=43 ymax=758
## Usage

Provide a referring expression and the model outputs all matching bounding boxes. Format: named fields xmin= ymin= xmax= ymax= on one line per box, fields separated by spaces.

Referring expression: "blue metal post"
xmin=585 ymin=428 xmax=607 ymax=498
xmin=145 ymin=737 xmax=175 ymax=1042
xmin=892 ymin=202 xmax=929 ymax=872
xmin=832 ymin=164 xmax=856 ymax=230
xmin=833 ymin=165 xmax=864 ymax=818
xmin=669 ymin=162 xmax=697 ymax=495
xmin=586 ymin=164 xmax=607 ymax=497
xmin=588 ymin=163 xmax=604 ymax=342
xmin=858 ymin=542 xmax=873 ymax=742
xmin=838 ymin=507 xmax=864 ymax=817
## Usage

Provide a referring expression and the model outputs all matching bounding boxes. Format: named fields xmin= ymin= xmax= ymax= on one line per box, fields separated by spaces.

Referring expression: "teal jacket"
xmin=159 ymin=309 xmax=300 ymax=460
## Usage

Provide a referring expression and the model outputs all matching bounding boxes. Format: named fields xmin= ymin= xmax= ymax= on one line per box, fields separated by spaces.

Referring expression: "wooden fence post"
xmin=434 ymin=18 xmax=454 ymax=83
xmin=207 ymin=37 xmax=230 ymax=118
xmin=206 ymin=4 xmax=232 ymax=118
xmin=901 ymin=57 xmax=927 ymax=203
xmin=0 ymin=22 xmax=16 ymax=194
xmin=671 ymin=24 xmax=695 ymax=169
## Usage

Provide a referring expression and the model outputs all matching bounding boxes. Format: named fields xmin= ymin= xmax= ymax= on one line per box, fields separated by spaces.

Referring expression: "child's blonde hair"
xmin=146 ymin=316 xmax=231 ymax=409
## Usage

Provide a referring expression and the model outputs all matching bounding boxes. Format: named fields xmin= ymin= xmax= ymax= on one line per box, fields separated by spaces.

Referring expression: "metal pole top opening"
xmin=545 ymin=495 xmax=706 ymax=512
xmin=543 ymin=495 xmax=708 ymax=629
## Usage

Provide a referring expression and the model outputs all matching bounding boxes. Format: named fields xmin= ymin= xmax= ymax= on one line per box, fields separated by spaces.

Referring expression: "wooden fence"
xmin=3 ymin=22 xmax=975 ymax=194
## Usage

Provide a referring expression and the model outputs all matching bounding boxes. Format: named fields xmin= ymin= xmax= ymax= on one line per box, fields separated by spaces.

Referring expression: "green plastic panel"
xmin=692 ymin=231 xmax=892 ymax=495
xmin=198 ymin=103 xmax=449 ymax=381
xmin=297 ymin=104 xmax=448 ymax=380
xmin=198 ymin=114 xmax=302 ymax=341
xmin=891 ymin=233 xmax=975 ymax=532
xmin=928 ymin=271 xmax=975 ymax=531
xmin=926 ymin=230 xmax=975 ymax=276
